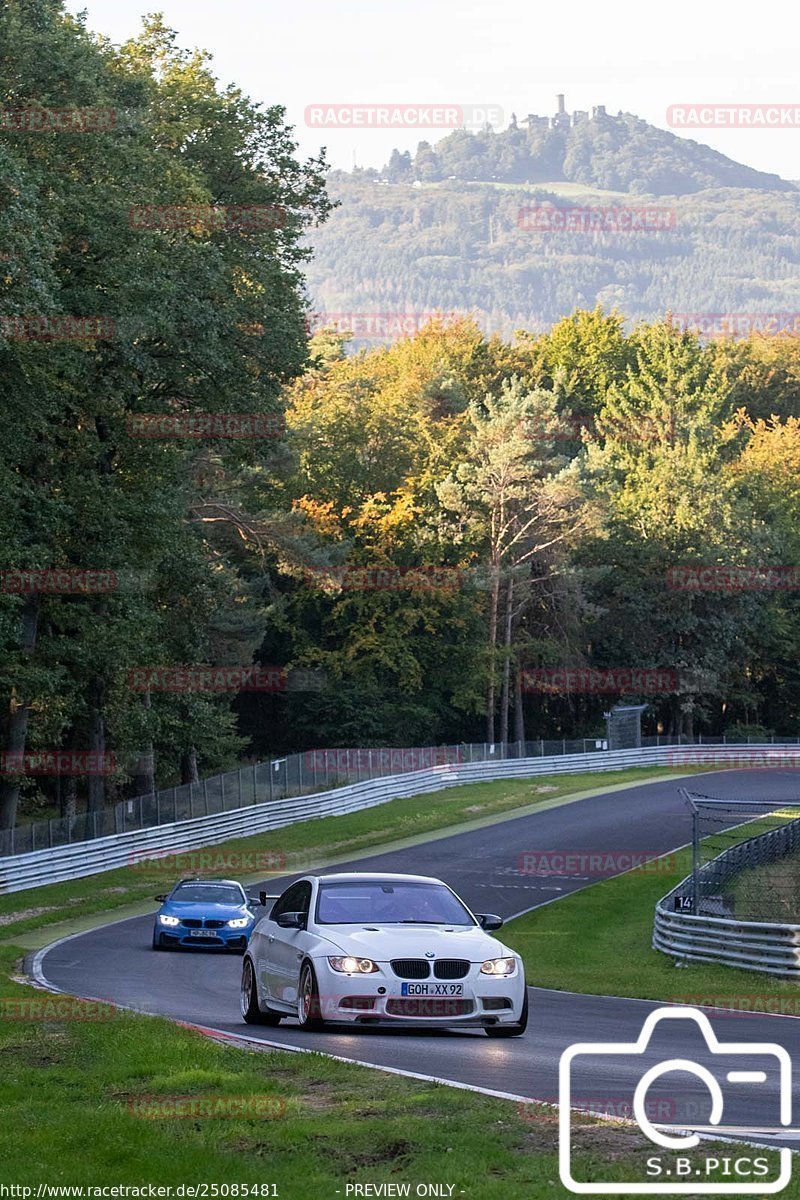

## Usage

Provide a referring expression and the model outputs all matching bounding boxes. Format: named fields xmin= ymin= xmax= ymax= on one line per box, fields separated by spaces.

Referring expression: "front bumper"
xmin=313 ymin=957 xmax=525 ymax=1026
xmin=155 ymin=923 xmax=252 ymax=950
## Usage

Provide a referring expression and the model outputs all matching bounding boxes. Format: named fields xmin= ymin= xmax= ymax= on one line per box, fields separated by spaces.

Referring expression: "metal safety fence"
xmin=5 ymin=732 xmax=797 ymax=857
xmin=3 ymin=742 xmax=799 ymax=895
xmin=654 ymin=788 xmax=800 ymax=976
xmin=1 ymin=737 xmax=613 ymax=857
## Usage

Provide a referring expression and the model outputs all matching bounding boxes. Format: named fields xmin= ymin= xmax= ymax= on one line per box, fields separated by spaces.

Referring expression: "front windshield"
xmin=316 ymin=881 xmax=475 ymax=926
xmin=171 ymin=884 xmax=243 ymax=905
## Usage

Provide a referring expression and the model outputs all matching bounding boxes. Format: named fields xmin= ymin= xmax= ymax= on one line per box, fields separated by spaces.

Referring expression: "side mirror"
xmin=248 ymin=895 xmax=263 ymax=907
xmin=154 ymin=894 xmax=167 ymax=903
xmin=477 ymin=913 xmax=503 ymax=931
xmin=275 ymin=910 xmax=304 ymax=929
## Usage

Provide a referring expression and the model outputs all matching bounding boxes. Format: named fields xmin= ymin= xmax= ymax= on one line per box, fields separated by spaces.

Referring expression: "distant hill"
xmin=306 ymin=110 xmax=800 ymax=339
xmin=339 ymin=105 xmax=794 ymax=196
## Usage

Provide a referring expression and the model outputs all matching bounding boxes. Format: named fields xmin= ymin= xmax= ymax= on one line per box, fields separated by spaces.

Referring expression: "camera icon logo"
xmin=559 ymin=1006 xmax=792 ymax=1194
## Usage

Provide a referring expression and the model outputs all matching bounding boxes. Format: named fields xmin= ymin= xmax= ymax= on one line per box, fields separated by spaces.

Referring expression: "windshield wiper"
xmin=398 ymin=919 xmax=448 ymax=924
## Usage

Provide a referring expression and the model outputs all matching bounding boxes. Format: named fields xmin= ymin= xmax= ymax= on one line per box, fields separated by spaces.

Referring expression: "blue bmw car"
xmin=152 ymin=878 xmax=258 ymax=952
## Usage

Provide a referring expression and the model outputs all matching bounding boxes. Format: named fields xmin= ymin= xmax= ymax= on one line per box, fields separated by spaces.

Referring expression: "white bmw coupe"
xmin=240 ymin=871 xmax=528 ymax=1036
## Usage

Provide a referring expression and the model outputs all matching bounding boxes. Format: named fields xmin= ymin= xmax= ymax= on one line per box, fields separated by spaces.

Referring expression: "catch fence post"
xmin=692 ymin=805 xmax=700 ymax=915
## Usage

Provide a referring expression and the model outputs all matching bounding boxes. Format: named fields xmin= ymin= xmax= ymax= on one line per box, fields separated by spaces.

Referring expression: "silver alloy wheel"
xmin=299 ymin=963 xmax=313 ymax=1023
xmin=241 ymin=957 xmax=255 ymax=1019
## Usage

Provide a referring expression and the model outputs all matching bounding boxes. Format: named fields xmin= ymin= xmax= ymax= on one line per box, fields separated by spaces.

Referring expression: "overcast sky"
xmin=66 ymin=0 xmax=800 ymax=180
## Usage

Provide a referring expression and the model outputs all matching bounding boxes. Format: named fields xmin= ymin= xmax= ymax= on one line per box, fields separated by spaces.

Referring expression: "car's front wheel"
xmin=241 ymin=957 xmax=282 ymax=1026
xmin=152 ymin=929 xmax=167 ymax=951
xmin=484 ymin=987 xmax=528 ymax=1038
xmin=297 ymin=961 xmax=325 ymax=1031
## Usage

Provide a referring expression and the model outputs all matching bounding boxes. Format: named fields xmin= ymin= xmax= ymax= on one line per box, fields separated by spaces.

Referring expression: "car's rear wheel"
xmin=297 ymin=961 xmax=325 ymax=1030
xmin=241 ymin=956 xmax=282 ymax=1026
xmin=484 ymin=987 xmax=528 ymax=1038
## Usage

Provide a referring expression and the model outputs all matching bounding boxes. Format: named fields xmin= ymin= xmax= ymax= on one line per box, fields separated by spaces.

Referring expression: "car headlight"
xmin=328 ymin=956 xmax=379 ymax=974
xmin=158 ymin=915 xmax=180 ymax=927
xmin=480 ymin=957 xmax=516 ymax=976
xmin=227 ymin=917 xmax=251 ymax=929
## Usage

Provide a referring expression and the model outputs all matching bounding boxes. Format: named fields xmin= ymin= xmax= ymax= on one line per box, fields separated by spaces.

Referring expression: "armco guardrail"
xmin=2 ymin=738 xmax=611 ymax=855
xmin=2 ymin=743 xmax=798 ymax=895
xmin=9 ymin=732 xmax=796 ymax=856
xmin=653 ymin=906 xmax=800 ymax=977
xmin=657 ymin=902 xmax=800 ymax=979
xmin=654 ymin=804 xmax=800 ymax=978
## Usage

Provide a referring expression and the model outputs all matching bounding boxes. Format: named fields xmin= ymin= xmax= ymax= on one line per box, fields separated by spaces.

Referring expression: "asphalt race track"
xmin=35 ymin=769 xmax=800 ymax=1151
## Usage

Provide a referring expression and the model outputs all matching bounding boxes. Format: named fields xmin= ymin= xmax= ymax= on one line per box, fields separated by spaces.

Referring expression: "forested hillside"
xmin=306 ymin=178 xmax=800 ymax=337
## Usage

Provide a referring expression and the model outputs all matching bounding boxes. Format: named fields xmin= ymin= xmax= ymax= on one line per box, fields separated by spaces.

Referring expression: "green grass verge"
xmin=0 ymin=944 xmax=791 ymax=1195
xmin=507 ymin=843 xmax=800 ymax=1011
xmin=0 ymin=766 xmax=695 ymax=942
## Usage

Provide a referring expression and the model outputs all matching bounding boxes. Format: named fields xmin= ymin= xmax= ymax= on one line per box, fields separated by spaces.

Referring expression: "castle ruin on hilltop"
xmin=519 ymin=94 xmax=607 ymax=131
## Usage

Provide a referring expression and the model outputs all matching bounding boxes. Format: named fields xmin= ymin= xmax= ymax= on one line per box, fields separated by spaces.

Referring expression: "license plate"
xmin=189 ymin=929 xmax=218 ymax=938
xmin=400 ymin=982 xmax=464 ymax=996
